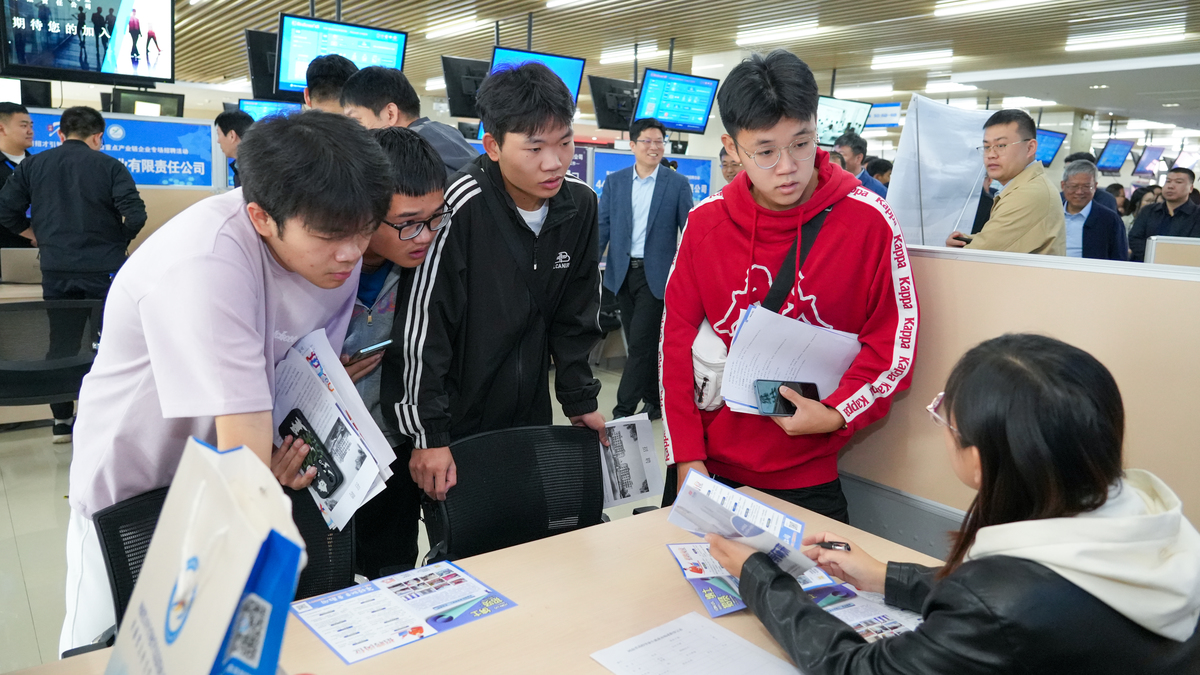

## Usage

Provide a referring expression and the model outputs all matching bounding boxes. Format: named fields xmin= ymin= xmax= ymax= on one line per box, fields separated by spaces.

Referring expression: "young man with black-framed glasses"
xmin=338 ymin=126 xmax=450 ymax=577
xmin=659 ymin=50 xmax=918 ymax=523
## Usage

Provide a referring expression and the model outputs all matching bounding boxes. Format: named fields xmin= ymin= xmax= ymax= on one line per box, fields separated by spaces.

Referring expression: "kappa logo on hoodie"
xmin=711 ymin=266 xmax=832 ymax=336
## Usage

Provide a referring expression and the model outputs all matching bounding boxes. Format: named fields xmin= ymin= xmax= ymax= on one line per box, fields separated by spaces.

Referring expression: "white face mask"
xmin=990 ymin=179 xmax=1004 ymax=191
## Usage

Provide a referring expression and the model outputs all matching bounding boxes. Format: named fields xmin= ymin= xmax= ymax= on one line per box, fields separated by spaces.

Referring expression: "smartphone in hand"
xmin=345 ymin=338 xmax=393 ymax=364
xmin=754 ymin=380 xmax=820 ymax=416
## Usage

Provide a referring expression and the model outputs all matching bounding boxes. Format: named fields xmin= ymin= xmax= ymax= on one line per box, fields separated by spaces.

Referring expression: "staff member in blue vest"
xmin=598 ymin=117 xmax=693 ymax=419
xmin=1060 ymin=159 xmax=1128 ymax=261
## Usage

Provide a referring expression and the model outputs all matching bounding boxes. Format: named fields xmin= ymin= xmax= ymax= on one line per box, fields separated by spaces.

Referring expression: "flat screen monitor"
xmin=633 ymin=69 xmax=719 ymax=135
xmin=1035 ymin=128 xmax=1067 ymax=167
xmin=1173 ymin=151 xmax=1199 ymax=171
xmin=816 ymin=96 xmax=873 ymax=146
xmin=239 ymin=98 xmax=302 ymax=121
xmin=589 ymin=75 xmax=638 ymax=131
xmin=1095 ymin=138 xmax=1136 ymax=173
xmin=2 ymin=0 xmax=174 ymax=85
xmin=478 ymin=46 xmax=586 ymax=139
xmin=1133 ymin=145 xmax=1167 ymax=176
xmin=275 ymin=14 xmax=407 ymax=95
xmin=441 ymin=55 xmax=488 ymax=119
xmin=20 ymin=79 xmax=50 ymax=107
xmin=246 ymin=30 xmax=301 ymax=104
xmin=112 ymin=88 xmax=183 ymax=117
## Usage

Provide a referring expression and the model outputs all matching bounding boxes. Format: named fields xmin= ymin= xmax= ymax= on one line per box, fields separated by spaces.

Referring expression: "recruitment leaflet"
xmin=291 ymin=562 xmax=516 ymax=664
xmin=667 ymin=543 xmax=836 ymax=618
xmin=600 ymin=413 xmax=664 ymax=508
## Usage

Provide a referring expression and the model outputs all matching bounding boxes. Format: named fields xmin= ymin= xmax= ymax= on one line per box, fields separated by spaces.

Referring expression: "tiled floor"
xmin=0 ymin=364 xmax=663 ymax=672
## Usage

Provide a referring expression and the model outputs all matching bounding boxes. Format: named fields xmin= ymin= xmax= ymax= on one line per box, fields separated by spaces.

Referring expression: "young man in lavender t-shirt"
xmin=60 ymin=112 xmax=394 ymax=653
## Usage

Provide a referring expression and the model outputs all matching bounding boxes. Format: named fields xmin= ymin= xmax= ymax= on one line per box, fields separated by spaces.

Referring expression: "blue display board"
xmin=592 ymin=150 xmax=712 ymax=203
xmin=30 ymin=111 xmax=213 ymax=188
xmin=1133 ymin=146 xmax=1167 ymax=176
xmin=1035 ymin=128 xmax=1067 ymax=167
xmin=240 ymin=99 xmax=302 ymax=121
xmin=865 ymin=102 xmax=901 ymax=128
xmin=478 ymin=47 xmax=586 ymax=140
xmin=276 ymin=15 xmax=407 ymax=93
xmin=1096 ymin=138 xmax=1135 ymax=173
xmin=633 ymin=69 xmax=719 ymax=135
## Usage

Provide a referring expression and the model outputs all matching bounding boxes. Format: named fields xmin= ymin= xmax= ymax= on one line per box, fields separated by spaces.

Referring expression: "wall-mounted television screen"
xmin=816 ymin=96 xmax=873 ymax=146
xmin=441 ymin=55 xmax=488 ymax=119
xmin=589 ymin=75 xmax=638 ymax=132
xmin=1132 ymin=145 xmax=1167 ymax=176
xmin=239 ymin=98 xmax=301 ymax=121
xmin=632 ymin=69 xmax=718 ymax=135
xmin=478 ymin=46 xmax=586 ymax=139
xmin=1095 ymin=138 xmax=1135 ymax=173
xmin=246 ymin=29 xmax=300 ymax=104
xmin=275 ymin=13 xmax=407 ymax=95
xmin=1035 ymin=128 xmax=1067 ymax=167
xmin=112 ymin=88 xmax=183 ymax=117
xmin=3 ymin=0 xmax=174 ymax=85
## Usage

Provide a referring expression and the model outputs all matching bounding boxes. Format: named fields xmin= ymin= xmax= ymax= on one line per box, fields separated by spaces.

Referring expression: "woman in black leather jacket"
xmin=709 ymin=334 xmax=1200 ymax=674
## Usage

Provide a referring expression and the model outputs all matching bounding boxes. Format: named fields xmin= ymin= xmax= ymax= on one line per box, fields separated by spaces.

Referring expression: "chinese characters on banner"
xmin=29 ymin=111 xmax=215 ymax=188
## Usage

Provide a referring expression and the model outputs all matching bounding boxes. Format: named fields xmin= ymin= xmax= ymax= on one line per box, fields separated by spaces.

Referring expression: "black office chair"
xmin=92 ymin=486 xmax=171 ymax=628
xmin=286 ymin=488 xmax=357 ymax=599
xmin=423 ymin=425 xmax=605 ymax=562
xmin=0 ymin=299 xmax=102 ymax=408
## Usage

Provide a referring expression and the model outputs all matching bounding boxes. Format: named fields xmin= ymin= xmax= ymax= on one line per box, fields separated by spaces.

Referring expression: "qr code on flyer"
xmin=225 ymin=592 xmax=272 ymax=669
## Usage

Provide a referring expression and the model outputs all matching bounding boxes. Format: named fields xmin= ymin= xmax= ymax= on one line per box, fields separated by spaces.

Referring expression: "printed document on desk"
xmin=601 ymin=413 xmax=664 ymax=508
xmin=592 ymin=612 xmax=797 ymax=675
xmin=721 ymin=304 xmax=861 ymax=414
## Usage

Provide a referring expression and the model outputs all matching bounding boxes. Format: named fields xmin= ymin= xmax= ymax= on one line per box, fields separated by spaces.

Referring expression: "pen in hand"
xmin=814 ymin=541 xmax=852 ymax=552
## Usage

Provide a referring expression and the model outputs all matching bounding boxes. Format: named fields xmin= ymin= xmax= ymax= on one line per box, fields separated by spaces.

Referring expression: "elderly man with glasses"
xmin=1059 ymin=159 xmax=1128 ymax=261
xmin=598 ymin=116 xmax=693 ymax=419
xmin=946 ymin=109 xmax=1065 ymax=255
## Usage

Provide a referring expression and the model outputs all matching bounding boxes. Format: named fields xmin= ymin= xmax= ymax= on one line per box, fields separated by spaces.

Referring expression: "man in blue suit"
xmin=1060 ymin=159 xmax=1129 ymax=261
xmin=598 ymin=118 xmax=693 ymax=419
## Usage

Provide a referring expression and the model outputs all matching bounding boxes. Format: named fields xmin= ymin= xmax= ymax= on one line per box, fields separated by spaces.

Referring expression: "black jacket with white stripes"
xmin=380 ymin=152 xmax=604 ymax=449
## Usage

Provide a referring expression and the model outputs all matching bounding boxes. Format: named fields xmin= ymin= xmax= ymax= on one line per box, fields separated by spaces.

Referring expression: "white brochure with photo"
xmin=600 ymin=413 xmax=664 ymax=508
xmin=721 ymin=305 xmax=861 ymax=414
xmin=272 ymin=329 xmax=396 ymax=530
xmin=824 ymin=590 xmax=924 ymax=643
xmin=668 ymin=469 xmax=816 ymax=577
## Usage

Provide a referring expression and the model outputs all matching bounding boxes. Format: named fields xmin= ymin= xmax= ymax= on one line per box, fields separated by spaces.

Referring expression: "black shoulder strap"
xmin=761 ymin=206 xmax=832 ymax=313
xmin=472 ymin=166 xmax=558 ymax=324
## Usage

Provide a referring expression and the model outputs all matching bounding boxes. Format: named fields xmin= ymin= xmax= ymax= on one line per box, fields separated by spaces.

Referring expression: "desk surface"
xmin=21 ymin=489 xmax=940 ymax=674
xmin=0 ymin=283 xmax=41 ymax=303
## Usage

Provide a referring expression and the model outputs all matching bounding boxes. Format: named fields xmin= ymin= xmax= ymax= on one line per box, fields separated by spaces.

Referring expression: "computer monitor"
xmin=632 ymin=69 xmax=719 ymax=135
xmin=442 ymin=56 xmax=489 ymax=119
xmin=20 ymin=79 xmax=50 ymax=108
xmin=588 ymin=75 xmax=638 ymax=132
xmin=2 ymin=0 xmax=175 ymax=86
xmin=457 ymin=121 xmax=479 ymax=139
xmin=1173 ymin=151 xmax=1199 ymax=171
xmin=1133 ymin=145 xmax=1167 ymax=176
xmin=274 ymin=14 xmax=407 ymax=95
xmin=1035 ymin=128 xmax=1067 ymax=167
xmin=246 ymin=30 xmax=302 ymax=104
xmin=478 ymin=46 xmax=586 ymax=139
xmin=112 ymin=88 xmax=184 ymax=117
xmin=239 ymin=99 xmax=302 ymax=121
xmin=1095 ymin=139 xmax=1136 ymax=174
xmin=816 ymin=96 xmax=873 ymax=146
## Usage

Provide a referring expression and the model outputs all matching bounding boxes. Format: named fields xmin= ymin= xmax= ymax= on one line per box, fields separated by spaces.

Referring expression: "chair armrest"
xmin=632 ymin=506 xmax=659 ymax=515
xmin=61 ymin=624 xmax=116 ymax=659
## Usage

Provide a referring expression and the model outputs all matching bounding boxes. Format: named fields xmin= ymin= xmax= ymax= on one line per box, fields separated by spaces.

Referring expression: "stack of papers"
xmin=721 ymin=305 xmax=861 ymax=414
xmin=600 ymin=414 xmax=664 ymax=509
xmin=592 ymin=613 xmax=797 ymax=675
xmin=272 ymin=329 xmax=397 ymax=530
xmin=667 ymin=542 xmax=837 ymax=618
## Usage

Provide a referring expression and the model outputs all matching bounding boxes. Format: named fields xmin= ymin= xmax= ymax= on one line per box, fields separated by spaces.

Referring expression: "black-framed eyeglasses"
xmin=734 ymin=136 xmax=817 ymax=170
xmin=382 ymin=205 xmax=451 ymax=241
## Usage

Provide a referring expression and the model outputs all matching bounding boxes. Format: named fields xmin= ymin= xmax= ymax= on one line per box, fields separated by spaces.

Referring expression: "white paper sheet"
xmin=591 ymin=612 xmax=797 ymax=675
xmin=600 ymin=413 xmax=665 ymax=508
xmin=720 ymin=305 xmax=861 ymax=415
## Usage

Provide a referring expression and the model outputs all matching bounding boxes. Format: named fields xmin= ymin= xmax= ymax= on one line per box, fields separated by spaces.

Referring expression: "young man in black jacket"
xmin=382 ymin=62 xmax=606 ymax=502
xmin=0 ymin=106 xmax=146 ymax=442
xmin=0 ymin=102 xmax=33 ymax=264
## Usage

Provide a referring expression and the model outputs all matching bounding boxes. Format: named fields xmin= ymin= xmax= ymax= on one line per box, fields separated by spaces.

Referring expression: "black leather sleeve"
xmin=739 ymin=553 xmax=1023 ymax=675
xmin=884 ymin=562 xmax=940 ymax=614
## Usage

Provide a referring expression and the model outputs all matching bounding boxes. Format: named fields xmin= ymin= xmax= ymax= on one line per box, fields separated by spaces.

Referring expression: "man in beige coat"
xmin=947 ymin=109 xmax=1065 ymax=255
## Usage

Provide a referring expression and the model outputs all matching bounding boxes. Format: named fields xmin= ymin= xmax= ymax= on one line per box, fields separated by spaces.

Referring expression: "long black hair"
xmin=940 ymin=334 xmax=1124 ymax=576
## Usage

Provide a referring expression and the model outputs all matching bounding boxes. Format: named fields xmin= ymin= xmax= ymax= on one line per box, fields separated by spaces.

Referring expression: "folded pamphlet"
xmin=600 ymin=413 xmax=664 ymax=509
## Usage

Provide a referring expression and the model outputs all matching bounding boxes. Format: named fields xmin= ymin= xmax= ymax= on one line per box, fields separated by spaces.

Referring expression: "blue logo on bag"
xmin=164 ymin=556 xmax=200 ymax=644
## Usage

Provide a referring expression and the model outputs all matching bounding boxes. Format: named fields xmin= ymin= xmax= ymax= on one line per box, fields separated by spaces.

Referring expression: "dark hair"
xmin=718 ymin=50 xmax=818 ymax=137
xmin=1105 ymin=183 xmax=1124 ymax=198
xmin=340 ymin=67 xmax=421 ymax=119
xmin=214 ymin=110 xmax=254 ymax=139
xmin=719 ymin=147 xmax=728 ymax=159
xmin=305 ymin=54 xmax=359 ymax=103
xmin=0 ymin=102 xmax=29 ymax=123
xmin=371 ymin=127 xmax=444 ymax=198
xmin=1064 ymin=151 xmax=1097 ymax=164
xmin=828 ymin=151 xmax=845 ymax=168
xmin=1168 ymin=166 xmax=1196 ymax=184
xmin=867 ymin=157 xmax=892 ymax=177
xmin=476 ymin=62 xmax=574 ymax=146
xmin=940 ymin=334 xmax=1124 ymax=578
xmin=833 ymin=132 xmax=867 ymax=159
xmin=1127 ymin=186 xmax=1153 ymax=216
xmin=983 ymin=108 xmax=1037 ymax=141
xmin=238 ymin=111 xmax=393 ymax=237
xmin=59 ymin=106 xmax=105 ymax=138
xmin=630 ymin=117 xmax=668 ymax=143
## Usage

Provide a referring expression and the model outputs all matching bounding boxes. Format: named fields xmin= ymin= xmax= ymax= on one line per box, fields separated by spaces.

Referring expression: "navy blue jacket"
xmin=1060 ymin=195 xmax=1129 ymax=261
xmin=598 ymin=164 xmax=692 ymax=299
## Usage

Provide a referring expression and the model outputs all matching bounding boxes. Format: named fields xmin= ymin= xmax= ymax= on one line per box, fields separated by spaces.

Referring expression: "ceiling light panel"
xmin=871 ymin=50 xmax=954 ymax=70
xmin=1065 ymin=24 xmax=1187 ymax=52
xmin=933 ymin=0 xmax=1042 ymax=18
xmin=735 ymin=22 xmax=822 ymax=46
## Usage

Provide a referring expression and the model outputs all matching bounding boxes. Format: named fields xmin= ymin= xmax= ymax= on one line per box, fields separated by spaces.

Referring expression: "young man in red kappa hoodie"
xmin=659 ymin=50 xmax=918 ymax=522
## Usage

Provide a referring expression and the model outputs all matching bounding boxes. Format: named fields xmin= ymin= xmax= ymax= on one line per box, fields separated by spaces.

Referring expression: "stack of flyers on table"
xmin=668 ymin=469 xmax=816 ymax=577
xmin=600 ymin=414 xmax=664 ymax=508
xmin=823 ymin=590 xmax=924 ymax=642
xmin=290 ymin=561 xmax=516 ymax=664
xmin=272 ymin=329 xmax=397 ymax=530
xmin=667 ymin=542 xmax=847 ymax=618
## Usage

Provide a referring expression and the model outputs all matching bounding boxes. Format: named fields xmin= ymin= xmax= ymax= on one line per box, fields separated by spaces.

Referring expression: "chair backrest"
xmin=425 ymin=425 xmax=605 ymax=561
xmin=0 ymin=299 xmax=102 ymax=406
xmin=91 ymin=486 xmax=170 ymax=626
xmin=286 ymin=488 xmax=357 ymax=599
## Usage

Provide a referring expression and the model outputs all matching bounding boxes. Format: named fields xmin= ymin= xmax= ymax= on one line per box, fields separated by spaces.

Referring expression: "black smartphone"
xmin=346 ymin=338 xmax=393 ymax=364
xmin=755 ymin=380 xmax=820 ymax=416
xmin=278 ymin=409 xmax=344 ymax=499
xmin=953 ymin=234 xmax=974 ymax=244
